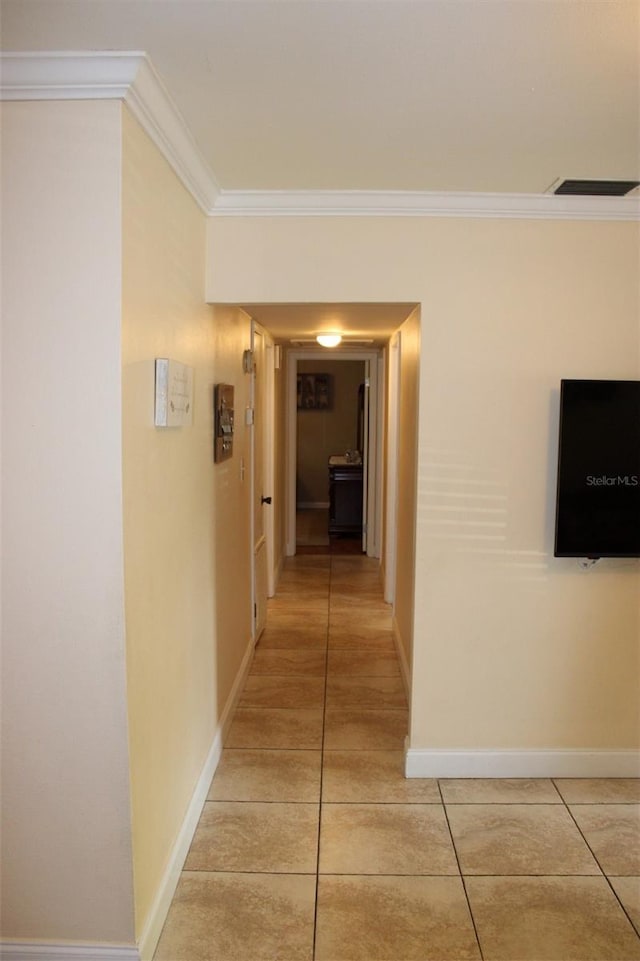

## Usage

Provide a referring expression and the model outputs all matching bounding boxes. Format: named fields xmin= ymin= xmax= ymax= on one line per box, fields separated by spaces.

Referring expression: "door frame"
xmin=384 ymin=333 xmax=401 ymax=604
xmin=250 ymin=321 xmax=274 ymax=641
xmin=286 ymin=348 xmax=382 ymax=557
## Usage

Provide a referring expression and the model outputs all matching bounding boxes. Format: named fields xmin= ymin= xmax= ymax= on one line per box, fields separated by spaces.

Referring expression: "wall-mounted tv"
xmin=554 ymin=379 xmax=640 ymax=558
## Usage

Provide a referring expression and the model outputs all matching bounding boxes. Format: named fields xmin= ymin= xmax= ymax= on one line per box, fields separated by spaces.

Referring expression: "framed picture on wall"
xmin=297 ymin=373 xmax=332 ymax=410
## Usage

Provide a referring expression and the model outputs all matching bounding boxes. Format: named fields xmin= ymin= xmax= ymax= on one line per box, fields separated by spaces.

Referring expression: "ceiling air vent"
xmin=553 ymin=179 xmax=639 ymax=196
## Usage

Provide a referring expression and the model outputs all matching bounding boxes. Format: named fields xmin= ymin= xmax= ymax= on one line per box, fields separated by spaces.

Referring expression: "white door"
xmin=251 ymin=325 xmax=268 ymax=640
xmin=264 ymin=343 xmax=277 ymax=597
xmin=361 ymin=364 xmax=370 ymax=553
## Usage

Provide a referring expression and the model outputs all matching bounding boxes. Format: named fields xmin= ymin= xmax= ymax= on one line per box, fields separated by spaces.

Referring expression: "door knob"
xmin=261 ymin=495 xmax=272 ymax=505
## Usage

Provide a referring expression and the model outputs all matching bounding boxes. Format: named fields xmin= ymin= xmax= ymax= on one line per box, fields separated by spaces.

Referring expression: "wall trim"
xmin=137 ymin=632 xmax=256 ymax=961
xmin=136 ymin=732 xmax=222 ymax=961
xmin=404 ymin=748 xmax=640 ymax=779
xmin=297 ymin=501 xmax=330 ymax=510
xmin=211 ymin=189 xmax=640 ymax=222
xmin=0 ymin=944 xmax=139 ymax=960
xmin=0 ymin=51 xmax=220 ymax=213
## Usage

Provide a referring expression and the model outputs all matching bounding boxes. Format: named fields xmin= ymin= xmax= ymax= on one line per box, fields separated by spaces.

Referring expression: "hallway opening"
xmin=240 ymin=302 xmax=421 ymax=745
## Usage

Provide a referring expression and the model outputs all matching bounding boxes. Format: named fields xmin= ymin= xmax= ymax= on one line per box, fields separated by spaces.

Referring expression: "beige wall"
xmin=207 ymin=214 xmax=640 ymax=753
xmin=122 ymin=109 xmax=252 ymax=939
xmin=393 ymin=308 xmax=420 ymax=673
xmin=1 ymin=101 xmax=135 ymax=942
xmin=296 ymin=359 xmax=365 ymax=504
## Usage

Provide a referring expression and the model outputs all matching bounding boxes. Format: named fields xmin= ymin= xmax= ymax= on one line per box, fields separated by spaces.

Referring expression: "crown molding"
xmin=0 ymin=50 xmax=147 ymax=99
xmin=0 ymin=51 xmax=220 ymax=213
xmin=211 ymin=189 xmax=640 ymax=221
xmin=124 ymin=55 xmax=220 ymax=212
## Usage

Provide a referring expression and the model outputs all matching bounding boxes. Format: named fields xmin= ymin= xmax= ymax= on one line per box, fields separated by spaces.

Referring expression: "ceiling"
xmin=3 ymin=0 xmax=637 ymax=345
xmin=2 ymin=0 xmax=639 ymax=195
xmin=243 ymin=303 xmax=417 ymax=346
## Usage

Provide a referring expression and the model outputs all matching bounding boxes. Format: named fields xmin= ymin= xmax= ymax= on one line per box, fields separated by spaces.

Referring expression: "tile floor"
xmin=155 ymin=554 xmax=640 ymax=961
xmin=296 ymin=508 xmax=330 ymax=547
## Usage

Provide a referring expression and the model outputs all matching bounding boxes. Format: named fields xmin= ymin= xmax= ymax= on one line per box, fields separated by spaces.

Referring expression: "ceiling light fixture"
xmin=316 ymin=332 xmax=342 ymax=348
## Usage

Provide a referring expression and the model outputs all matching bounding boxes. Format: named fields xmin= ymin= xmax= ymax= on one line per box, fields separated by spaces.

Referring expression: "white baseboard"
xmin=137 ymin=633 xmax=256 ymax=961
xmin=391 ymin=614 xmax=411 ymax=703
xmin=404 ymin=748 xmax=640 ymax=779
xmin=296 ymin=501 xmax=329 ymax=510
xmin=136 ymin=734 xmax=223 ymax=961
xmin=0 ymin=943 xmax=139 ymax=960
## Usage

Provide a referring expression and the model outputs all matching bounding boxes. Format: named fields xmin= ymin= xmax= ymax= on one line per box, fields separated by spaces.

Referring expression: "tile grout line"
xmin=437 ymin=780 xmax=486 ymax=961
xmin=311 ymin=554 xmax=332 ymax=961
xmin=180 ymin=866 xmax=630 ymax=878
xmin=555 ymin=779 xmax=640 ymax=941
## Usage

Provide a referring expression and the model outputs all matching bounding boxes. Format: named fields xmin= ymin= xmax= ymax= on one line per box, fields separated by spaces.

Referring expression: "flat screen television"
xmin=554 ymin=379 xmax=640 ymax=558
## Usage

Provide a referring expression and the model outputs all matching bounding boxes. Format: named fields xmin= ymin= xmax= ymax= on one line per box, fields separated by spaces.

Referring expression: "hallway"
xmin=155 ymin=555 xmax=640 ymax=961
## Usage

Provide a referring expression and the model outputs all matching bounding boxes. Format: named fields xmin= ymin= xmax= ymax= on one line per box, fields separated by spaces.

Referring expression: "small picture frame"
xmin=297 ymin=373 xmax=331 ymax=410
xmin=214 ymin=383 xmax=235 ymax=462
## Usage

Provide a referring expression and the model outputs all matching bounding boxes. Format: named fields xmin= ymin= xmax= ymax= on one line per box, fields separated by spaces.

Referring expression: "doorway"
xmin=286 ymin=349 xmax=382 ymax=558
xmin=296 ymin=358 xmax=365 ymax=552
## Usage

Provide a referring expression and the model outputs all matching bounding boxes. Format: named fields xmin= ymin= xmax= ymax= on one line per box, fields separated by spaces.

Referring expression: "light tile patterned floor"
xmin=155 ymin=554 xmax=640 ymax=961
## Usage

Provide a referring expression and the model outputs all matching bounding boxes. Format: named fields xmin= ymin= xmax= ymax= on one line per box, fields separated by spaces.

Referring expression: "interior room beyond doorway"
xmin=296 ymin=358 xmax=365 ymax=553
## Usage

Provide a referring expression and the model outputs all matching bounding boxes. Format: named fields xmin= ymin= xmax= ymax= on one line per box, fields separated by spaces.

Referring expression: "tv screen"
xmin=554 ymin=379 xmax=640 ymax=558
